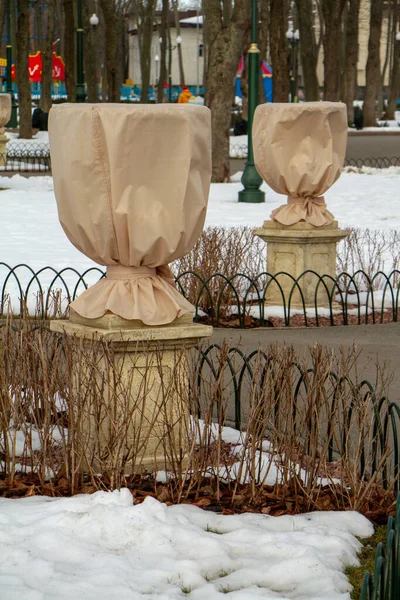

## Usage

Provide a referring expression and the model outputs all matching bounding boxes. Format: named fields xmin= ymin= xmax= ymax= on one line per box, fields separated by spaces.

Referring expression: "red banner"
xmin=52 ymin=53 xmax=65 ymax=81
xmin=10 ymin=51 xmax=65 ymax=81
xmin=28 ymin=52 xmax=42 ymax=82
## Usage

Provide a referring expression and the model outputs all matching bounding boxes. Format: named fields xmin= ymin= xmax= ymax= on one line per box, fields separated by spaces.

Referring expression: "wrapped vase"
xmin=253 ymin=102 xmax=348 ymax=227
xmin=49 ymin=103 xmax=211 ymax=326
xmin=0 ymin=94 xmax=11 ymax=134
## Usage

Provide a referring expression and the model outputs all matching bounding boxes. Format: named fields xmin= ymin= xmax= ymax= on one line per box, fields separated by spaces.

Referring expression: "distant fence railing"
xmin=0 ymin=263 xmax=399 ymax=326
xmin=345 ymin=156 xmax=400 ymax=168
xmin=360 ymin=492 xmax=400 ymax=599
xmin=195 ymin=343 xmax=400 ymax=492
xmin=229 ymin=143 xmax=400 ymax=168
xmin=1 ymin=142 xmax=51 ymax=172
xmin=2 ymin=143 xmax=399 ymax=173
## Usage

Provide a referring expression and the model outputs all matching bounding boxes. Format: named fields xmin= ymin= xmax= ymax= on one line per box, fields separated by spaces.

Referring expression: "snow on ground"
xmin=0 ymin=489 xmax=373 ymax=600
xmin=5 ymin=130 xmax=50 ymax=146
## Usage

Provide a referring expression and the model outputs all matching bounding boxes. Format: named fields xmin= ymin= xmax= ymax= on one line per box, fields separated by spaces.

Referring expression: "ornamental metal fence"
xmin=0 ymin=141 xmax=51 ymax=172
xmin=1 ymin=143 xmax=399 ymax=173
xmin=345 ymin=156 xmax=400 ymax=169
xmin=229 ymin=142 xmax=400 ymax=168
xmin=1 ymin=263 xmax=399 ymax=326
xmin=195 ymin=343 xmax=400 ymax=493
xmin=360 ymin=493 xmax=400 ymax=599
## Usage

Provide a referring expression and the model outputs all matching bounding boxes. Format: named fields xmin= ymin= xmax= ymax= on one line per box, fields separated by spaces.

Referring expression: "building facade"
xmin=128 ymin=13 xmax=204 ymax=90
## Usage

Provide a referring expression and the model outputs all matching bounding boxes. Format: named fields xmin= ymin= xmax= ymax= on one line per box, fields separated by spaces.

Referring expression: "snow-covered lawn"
xmin=0 ymin=489 xmax=373 ymax=600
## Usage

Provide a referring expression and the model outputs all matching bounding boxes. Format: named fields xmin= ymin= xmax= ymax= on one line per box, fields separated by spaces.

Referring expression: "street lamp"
xmin=75 ymin=5 xmax=98 ymax=102
xmin=286 ymin=27 xmax=300 ymax=103
xmin=89 ymin=13 xmax=99 ymax=28
xmin=5 ymin=0 xmax=17 ymax=128
xmin=155 ymin=54 xmax=159 ymax=89
xmin=238 ymin=0 xmax=265 ymax=203
xmin=76 ymin=0 xmax=86 ymax=102
xmin=167 ymin=35 xmax=181 ymax=103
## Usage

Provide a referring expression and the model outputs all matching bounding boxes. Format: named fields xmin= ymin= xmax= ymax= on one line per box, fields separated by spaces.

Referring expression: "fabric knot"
xmin=287 ymin=195 xmax=326 ymax=211
xmin=270 ymin=194 xmax=334 ymax=227
xmin=106 ymin=265 xmax=157 ymax=280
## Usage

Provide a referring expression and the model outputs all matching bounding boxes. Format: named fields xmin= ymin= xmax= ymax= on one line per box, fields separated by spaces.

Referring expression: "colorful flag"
xmin=28 ymin=52 xmax=42 ymax=82
xmin=236 ymin=56 xmax=245 ymax=77
xmin=261 ymin=61 xmax=273 ymax=78
xmin=52 ymin=53 xmax=65 ymax=80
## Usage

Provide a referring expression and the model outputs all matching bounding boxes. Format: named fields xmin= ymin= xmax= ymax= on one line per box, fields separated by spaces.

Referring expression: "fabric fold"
xmin=253 ymin=102 xmax=347 ymax=227
xmin=49 ymin=104 xmax=212 ymax=325
xmin=70 ymin=269 xmax=194 ymax=325
xmin=271 ymin=196 xmax=334 ymax=227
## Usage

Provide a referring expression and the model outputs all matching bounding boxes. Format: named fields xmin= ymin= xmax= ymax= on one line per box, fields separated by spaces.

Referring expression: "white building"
xmin=127 ymin=12 xmax=204 ymax=90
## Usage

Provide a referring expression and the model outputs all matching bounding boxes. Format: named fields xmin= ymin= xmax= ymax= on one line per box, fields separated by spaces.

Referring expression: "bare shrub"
xmin=171 ymin=226 xmax=267 ymax=314
xmin=337 ymin=228 xmax=400 ymax=287
xmin=0 ymin=317 xmax=397 ymax=518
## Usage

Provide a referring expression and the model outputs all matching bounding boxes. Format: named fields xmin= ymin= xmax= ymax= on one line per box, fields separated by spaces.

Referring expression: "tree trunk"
xmin=83 ymin=0 xmax=99 ymax=102
xmin=134 ymin=0 xmax=156 ymax=103
xmin=55 ymin=0 xmax=65 ymax=58
xmin=172 ymin=0 xmax=185 ymax=86
xmin=0 ymin=2 xmax=6 ymax=41
xmin=16 ymin=0 xmax=32 ymax=138
xmin=40 ymin=0 xmax=55 ymax=113
xmin=240 ymin=29 xmax=250 ymax=119
xmin=378 ymin=3 xmax=393 ymax=115
xmin=204 ymin=0 xmax=250 ymax=182
xmin=258 ymin=0 xmax=269 ymax=104
xmin=295 ymin=0 xmax=319 ymax=101
xmin=342 ymin=0 xmax=360 ymax=125
xmin=385 ymin=10 xmax=400 ymax=119
xmin=363 ymin=0 xmax=384 ymax=126
xmin=202 ymin=0 xmax=207 ymax=87
xmin=321 ymin=0 xmax=346 ymax=101
xmin=99 ymin=0 xmax=119 ymax=102
xmin=157 ymin=0 xmax=168 ymax=103
xmin=63 ymin=0 xmax=75 ymax=102
xmin=269 ymin=0 xmax=290 ymax=102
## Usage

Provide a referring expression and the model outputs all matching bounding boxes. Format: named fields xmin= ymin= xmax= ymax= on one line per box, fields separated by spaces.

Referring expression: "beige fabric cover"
xmin=253 ymin=102 xmax=347 ymax=226
xmin=49 ymin=103 xmax=211 ymax=325
xmin=0 ymin=94 xmax=11 ymax=133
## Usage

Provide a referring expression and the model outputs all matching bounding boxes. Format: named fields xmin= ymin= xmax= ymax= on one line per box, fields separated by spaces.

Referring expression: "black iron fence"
xmin=360 ymin=493 xmax=400 ymax=599
xmin=1 ymin=142 xmax=400 ymax=173
xmin=345 ymin=156 xmax=400 ymax=169
xmin=0 ymin=142 xmax=51 ymax=172
xmin=1 ymin=263 xmax=399 ymax=326
xmin=195 ymin=343 xmax=400 ymax=493
xmin=229 ymin=142 xmax=400 ymax=169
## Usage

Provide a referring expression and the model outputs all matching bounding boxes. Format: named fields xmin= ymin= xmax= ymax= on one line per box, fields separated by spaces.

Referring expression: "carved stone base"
xmin=253 ymin=220 xmax=350 ymax=308
xmin=50 ymin=316 xmax=212 ymax=474
xmin=0 ymin=134 xmax=8 ymax=167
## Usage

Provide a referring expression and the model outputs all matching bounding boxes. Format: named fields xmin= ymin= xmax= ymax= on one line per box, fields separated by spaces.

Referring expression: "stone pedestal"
xmin=253 ymin=220 xmax=350 ymax=308
xmin=0 ymin=133 xmax=8 ymax=167
xmin=50 ymin=313 xmax=212 ymax=474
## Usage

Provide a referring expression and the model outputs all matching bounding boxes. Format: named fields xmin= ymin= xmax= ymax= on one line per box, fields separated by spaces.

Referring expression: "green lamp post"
xmin=76 ymin=0 xmax=86 ymax=102
xmin=238 ymin=0 xmax=264 ymax=204
xmin=286 ymin=27 xmax=299 ymax=103
xmin=5 ymin=0 xmax=18 ymax=128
